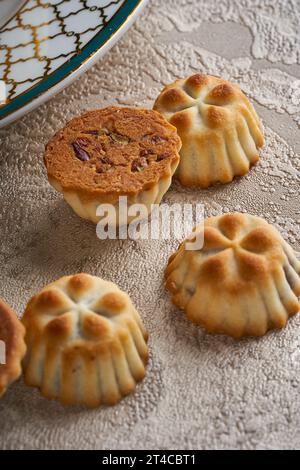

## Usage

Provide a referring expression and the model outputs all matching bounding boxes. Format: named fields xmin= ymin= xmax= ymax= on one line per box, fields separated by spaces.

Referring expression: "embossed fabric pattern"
xmin=0 ymin=0 xmax=300 ymax=450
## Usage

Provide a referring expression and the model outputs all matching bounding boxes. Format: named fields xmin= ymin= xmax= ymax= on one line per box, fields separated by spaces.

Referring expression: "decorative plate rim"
xmin=0 ymin=0 xmax=148 ymax=128
xmin=0 ymin=0 xmax=29 ymax=30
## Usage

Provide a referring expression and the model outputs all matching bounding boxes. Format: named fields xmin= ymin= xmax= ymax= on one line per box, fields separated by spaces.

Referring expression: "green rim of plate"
xmin=0 ymin=0 xmax=145 ymax=120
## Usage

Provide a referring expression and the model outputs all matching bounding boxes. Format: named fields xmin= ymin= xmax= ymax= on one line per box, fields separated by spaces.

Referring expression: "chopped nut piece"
xmin=84 ymin=130 xmax=99 ymax=135
xmin=75 ymin=138 xmax=89 ymax=147
xmin=110 ymin=133 xmax=130 ymax=145
xmin=131 ymin=157 xmax=148 ymax=172
xmin=140 ymin=148 xmax=155 ymax=157
xmin=95 ymin=143 xmax=106 ymax=155
xmin=96 ymin=163 xmax=111 ymax=173
xmin=157 ymin=152 xmax=171 ymax=161
xmin=142 ymin=134 xmax=167 ymax=144
xmin=152 ymin=135 xmax=167 ymax=144
xmin=72 ymin=140 xmax=90 ymax=161
xmin=100 ymin=156 xmax=113 ymax=165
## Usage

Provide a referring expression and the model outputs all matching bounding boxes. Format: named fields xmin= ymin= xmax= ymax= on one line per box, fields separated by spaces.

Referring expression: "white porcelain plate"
xmin=0 ymin=0 xmax=148 ymax=128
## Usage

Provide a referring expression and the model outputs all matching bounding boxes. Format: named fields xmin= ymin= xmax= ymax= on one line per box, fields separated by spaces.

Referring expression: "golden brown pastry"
xmin=22 ymin=273 xmax=149 ymax=407
xmin=44 ymin=107 xmax=181 ymax=225
xmin=165 ymin=213 xmax=300 ymax=338
xmin=154 ymin=74 xmax=264 ymax=187
xmin=0 ymin=298 xmax=26 ymax=397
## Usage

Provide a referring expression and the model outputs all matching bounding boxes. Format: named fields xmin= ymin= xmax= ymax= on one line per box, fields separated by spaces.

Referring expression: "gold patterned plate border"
xmin=0 ymin=0 xmax=148 ymax=128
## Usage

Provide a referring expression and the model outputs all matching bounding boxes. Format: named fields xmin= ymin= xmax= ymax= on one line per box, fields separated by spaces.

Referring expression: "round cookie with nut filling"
xmin=165 ymin=213 xmax=300 ymax=338
xmin=22 ymin=273 xmax=149 ymax=407
xmin=154 ymin=74 xmax=264 ymax=188
xmin=44 ymin=107 xmax=181 ymax=224
xmin=0 ymin=298 xmax=26 ymax=397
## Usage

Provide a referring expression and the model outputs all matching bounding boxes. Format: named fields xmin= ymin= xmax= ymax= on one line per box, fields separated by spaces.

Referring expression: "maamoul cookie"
xmin=165 ymin=213 xmax=300 ymax=338
xmin=22 ymin=273 xmax=149 ymax=407
xmin=44 ymin=107 xmax=181 ymax=225
xmin=0 ymin=299 xmax=26 ymax=397
xmin=154 ymin=74 xmax=264 ymax=187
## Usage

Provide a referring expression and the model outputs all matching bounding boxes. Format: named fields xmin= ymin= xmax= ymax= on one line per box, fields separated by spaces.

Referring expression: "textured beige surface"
xmin=0 ymin=0 xmax=300 ymax=450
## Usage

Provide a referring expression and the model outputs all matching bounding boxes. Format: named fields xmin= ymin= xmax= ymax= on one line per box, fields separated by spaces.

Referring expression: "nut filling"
xmin=71 ymin=128 xmax=175 ymax=174
xmin=44 ymin=107 xmax=181 ymax=202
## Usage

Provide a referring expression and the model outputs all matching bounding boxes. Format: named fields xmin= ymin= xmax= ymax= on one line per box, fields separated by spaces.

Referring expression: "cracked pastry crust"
xmin=22 ymin=273 xmax=149 ymax=407
xmin=165 ymin=213 xmax=300 ymax=338
xmin=154 ymin=74 xmax=264 ymax=188
xmin=0 ymin=299 xmax=26 ymax=397
xmin=44 ymin=107 xmax=181 ymax=224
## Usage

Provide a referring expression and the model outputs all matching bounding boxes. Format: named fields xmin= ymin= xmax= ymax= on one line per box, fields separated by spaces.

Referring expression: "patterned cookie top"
xmin=22 ymin=273 xmax=149 ymax=407
xmin=154 ymin=74 xmax=264 ymax=187
xmin=165 ymin=213 xmax=300 ymax=337
xmin=0 ymin=299 xmax=26 ymax=397
xmin=44 ymin=107 xmax=181 ymax=198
